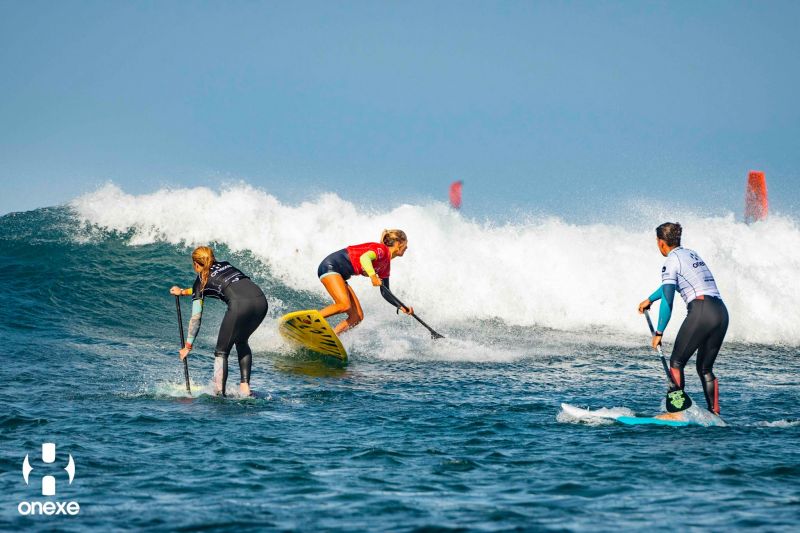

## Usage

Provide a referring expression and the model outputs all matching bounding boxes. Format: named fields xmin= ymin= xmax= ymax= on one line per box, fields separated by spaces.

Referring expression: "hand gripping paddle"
xmin=644 ymin=309 xmax=691 ymax=412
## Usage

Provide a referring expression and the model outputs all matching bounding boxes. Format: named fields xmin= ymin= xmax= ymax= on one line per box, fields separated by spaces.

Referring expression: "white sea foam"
xmin=754 ymin=420 xmax=800 ymax=428
xmin=72 ymin=183 xmax=800 ymax=345
xmin=557 ymin=404 xmax=636 ymax=425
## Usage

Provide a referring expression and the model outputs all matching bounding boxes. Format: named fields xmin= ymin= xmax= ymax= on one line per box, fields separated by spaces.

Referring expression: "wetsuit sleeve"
xmin=656 ymin=284 xmax=676 ymax=334
xmin=359 ymin=251 xmax=378 ymax=277
xmin=648 ymin=286 xmax=663 ymax=303
xmin=379 ymin=278 xmax=405 ymax=309
xmin=186 ymin=299 xmax=204 ymax=346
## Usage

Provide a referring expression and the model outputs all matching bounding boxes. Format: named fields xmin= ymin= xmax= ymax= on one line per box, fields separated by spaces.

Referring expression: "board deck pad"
xmin=278 ymin=310 xmax=347 ymax=362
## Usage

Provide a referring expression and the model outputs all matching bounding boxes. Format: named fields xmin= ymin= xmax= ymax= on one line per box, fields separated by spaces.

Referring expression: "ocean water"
xmin=1 ymin=184 xmax=798 ymax=532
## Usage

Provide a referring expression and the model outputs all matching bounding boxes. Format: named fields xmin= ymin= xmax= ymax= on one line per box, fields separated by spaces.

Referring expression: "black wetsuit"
xmin=670 ymin=296 xmax=729 ymax=412
xmin=192 ymin=262 xmax=268 ymax=393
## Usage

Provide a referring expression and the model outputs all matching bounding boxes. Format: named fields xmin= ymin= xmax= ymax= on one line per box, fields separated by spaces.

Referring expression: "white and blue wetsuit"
xmin=647 ymin=247 xmax=728 ymax=413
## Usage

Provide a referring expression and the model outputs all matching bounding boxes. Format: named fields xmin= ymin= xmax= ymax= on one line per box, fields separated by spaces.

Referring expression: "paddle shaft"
xmin=643 ymin=309 xmax=676 ymax=388
xmin=175 ymin=296 xmax=191 ymax=393
xmin=381 ymin=286 xmax=444 ymax=339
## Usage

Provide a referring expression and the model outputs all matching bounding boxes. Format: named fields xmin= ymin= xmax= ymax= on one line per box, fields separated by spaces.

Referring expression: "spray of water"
xmin=72 ymin=183 xmax=800 ymax=345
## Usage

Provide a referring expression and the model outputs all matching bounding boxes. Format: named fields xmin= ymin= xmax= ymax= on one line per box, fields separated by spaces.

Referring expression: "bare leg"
xmin=213 ymin=354 xmax=228 ymax=396
xmin=335 ymin=284 xmax=364 ymax=334
xmin=319 ymin=275 xmax=364 ymax=334
xmin=320 ymin=274 xmax=351 ymax=318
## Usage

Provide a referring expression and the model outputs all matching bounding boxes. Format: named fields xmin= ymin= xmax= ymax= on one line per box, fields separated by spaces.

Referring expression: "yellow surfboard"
xmin=278 ymin=310 xmax=347 ymax=362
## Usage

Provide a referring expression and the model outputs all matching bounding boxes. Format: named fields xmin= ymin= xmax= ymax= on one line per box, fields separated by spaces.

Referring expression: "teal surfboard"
xmin=560 ymin=403 xmax=723 ymax=427
xmin=615 ymin=415 xmax=691 ymax=427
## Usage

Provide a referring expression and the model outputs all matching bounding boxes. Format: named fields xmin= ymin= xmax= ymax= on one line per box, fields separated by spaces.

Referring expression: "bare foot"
xmin=239 ymin=382 xmax=251 ymax=397
xmin=655 ymin=411 xmax=686 ymax=421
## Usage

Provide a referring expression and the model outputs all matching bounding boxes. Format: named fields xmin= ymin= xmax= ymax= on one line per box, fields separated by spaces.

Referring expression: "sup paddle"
xmin=644 ymin=309 xmax=691 ymax=412
xmin=380 ymin=286 xmax=444 ymax=339
xmin=174 ymin=295 xmax=192 ymax=394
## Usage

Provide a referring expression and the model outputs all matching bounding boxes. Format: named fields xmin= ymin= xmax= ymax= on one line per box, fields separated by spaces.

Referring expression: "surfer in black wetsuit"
xmin=170 ymin=246 xmax=268 ymax=396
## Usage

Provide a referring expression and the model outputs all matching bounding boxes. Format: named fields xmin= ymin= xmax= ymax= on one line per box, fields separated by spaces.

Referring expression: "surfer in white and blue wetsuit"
xmin=638 ymin=223 xmax=728 ymax=414
xmin=170 ymin=246 xmax=268 ymax=397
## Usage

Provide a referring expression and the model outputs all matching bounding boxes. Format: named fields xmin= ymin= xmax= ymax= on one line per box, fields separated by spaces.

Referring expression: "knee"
xmin=700 ymin=370 xmax=716 ymax=382
xmin=346 ymin=308 xmax=364 ymax=324
xmin=696 ymin=359 xmax=714 ymax=376
xmin=235 ymin=343 xmax=251 ymax=357
xmin=330 ymin=302 xmax=350 ymax=314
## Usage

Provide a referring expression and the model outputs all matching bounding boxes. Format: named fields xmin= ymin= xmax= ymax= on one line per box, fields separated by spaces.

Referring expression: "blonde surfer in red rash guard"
xmin=317 ymin=229 xmax=414 ymax=334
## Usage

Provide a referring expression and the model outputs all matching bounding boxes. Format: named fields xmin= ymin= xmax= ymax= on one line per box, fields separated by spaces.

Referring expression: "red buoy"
xmin=449 ymin=180 xmax=463 ymax=210
xmin=745 ymin=171 xmax=768 ymax=223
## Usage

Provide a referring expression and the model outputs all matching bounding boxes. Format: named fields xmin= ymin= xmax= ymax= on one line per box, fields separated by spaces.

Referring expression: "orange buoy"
xmin=745 ymin=171 xmax=768 ymax=223
xmin=449 ymin=180 xmax=463 ymax=210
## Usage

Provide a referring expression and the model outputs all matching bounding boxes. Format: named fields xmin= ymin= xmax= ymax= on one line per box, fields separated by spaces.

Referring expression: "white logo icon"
xmin=18 ymin=443 xmax=80 ymax=516
xmin=22 ymin=443 xmax=75 ymax=496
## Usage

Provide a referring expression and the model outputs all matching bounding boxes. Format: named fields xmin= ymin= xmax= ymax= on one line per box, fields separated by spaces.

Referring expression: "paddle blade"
xmin=431 ymin=331 xmax=445 ymax=340
xmin=665 ymin=389 xmax=692 ymax=412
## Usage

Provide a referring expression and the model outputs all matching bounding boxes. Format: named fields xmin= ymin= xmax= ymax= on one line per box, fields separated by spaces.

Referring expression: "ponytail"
xmin=191 ymin=246 xmax=216 ymax=292
xmin=381 ymin=229 xmax=407 ymax=247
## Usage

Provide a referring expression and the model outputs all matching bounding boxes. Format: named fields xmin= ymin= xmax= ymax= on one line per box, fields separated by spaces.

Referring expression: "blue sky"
xmin=1 ymin=1 xmax=798 ymax=219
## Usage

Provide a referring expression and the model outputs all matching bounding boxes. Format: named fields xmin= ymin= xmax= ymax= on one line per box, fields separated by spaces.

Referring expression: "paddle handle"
xmin=644 ymin=309 xmax=675 ymax=389
xmin=175 ymin=296 xmax=191 ymax=394
xmin=381 ymin=286 xmax=444 ymax=339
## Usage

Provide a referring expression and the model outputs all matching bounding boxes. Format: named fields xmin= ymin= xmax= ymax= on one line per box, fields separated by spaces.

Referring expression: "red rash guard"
xmin=346 ymin=242 xmax=391 ymax=278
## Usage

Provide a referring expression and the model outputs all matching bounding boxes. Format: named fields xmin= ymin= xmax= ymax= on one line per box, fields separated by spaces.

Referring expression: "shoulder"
xmin=375 ymin=243 xmax=390 ymax=259
xmin=668 ymin=247 xmax=687 ymax=263
xmin=211 ymin=261 xmax=234 ymax=273
xmin=191 ymin=276 xmax=202 ymax=298
xmin=684 ymin=248 xmax=702 ymax=260
xmin=663 ymin=251 xmax=680 ymax=273
xmin=350 ymin=242 xmax=384 ymax=254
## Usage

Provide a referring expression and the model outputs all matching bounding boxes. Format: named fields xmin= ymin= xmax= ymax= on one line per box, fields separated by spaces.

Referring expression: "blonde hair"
xmin=192 ymin=246 xmax=216 ymax=292
xmin=381 ymin=229 xmax=407 ymax=247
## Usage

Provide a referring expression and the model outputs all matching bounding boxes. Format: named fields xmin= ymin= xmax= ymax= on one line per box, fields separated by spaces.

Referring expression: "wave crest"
xmin=71 ymin=183 xmax=800 ymax=345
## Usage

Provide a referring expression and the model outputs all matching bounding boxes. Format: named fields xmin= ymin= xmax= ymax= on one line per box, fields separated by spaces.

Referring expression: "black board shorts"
xmin=317 ymin=249 xmax=355 ymax=281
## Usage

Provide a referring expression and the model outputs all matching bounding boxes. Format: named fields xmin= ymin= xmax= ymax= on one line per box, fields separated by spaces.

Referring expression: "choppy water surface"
xmin=1 ymin=197 xmax=798 ymax=531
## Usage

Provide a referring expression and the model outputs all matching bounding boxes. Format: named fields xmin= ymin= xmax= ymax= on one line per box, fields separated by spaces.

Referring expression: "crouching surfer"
xmin=638 ymin=222 xmax=728 ymax=414
xmin=170 ymin=246 xmax=268 ymax=396
xmin=317 ymin=229 xmax=414 ymax=334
